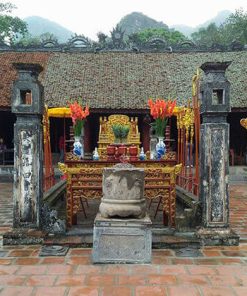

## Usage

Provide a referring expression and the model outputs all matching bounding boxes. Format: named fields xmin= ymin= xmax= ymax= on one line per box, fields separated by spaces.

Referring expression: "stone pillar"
xmin=197 ymin=62 xmax=239 ymax=245
xmin=11 ymin=63 xmax=44 ymax=228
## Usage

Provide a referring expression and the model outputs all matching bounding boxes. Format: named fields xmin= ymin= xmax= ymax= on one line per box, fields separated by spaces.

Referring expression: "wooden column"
xmin=142 ymin=115 xmax=151 ymax=152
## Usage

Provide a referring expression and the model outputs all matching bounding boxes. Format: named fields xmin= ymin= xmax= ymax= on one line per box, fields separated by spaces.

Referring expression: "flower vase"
xmin=139 ymin=147 xmax=146 ymax=161
xmin=73 ymin=136 xmax=83 ymax=158
xmin=156 ymin=137 xmax=166 ymax=160
xmin=93 ymin=147 xmax=99 ymax=160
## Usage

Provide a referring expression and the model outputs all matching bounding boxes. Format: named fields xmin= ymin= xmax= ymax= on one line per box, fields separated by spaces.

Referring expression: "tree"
xmin=128 ymin=28 xmax=186 ymax=46
xmin=0 ymin=2 xmax=27 ymax=45
xmin=15 ymin=34 xmax=41 ymax=47
xmin=191 ymin=23 xmax=224 ymax=47
xmin=39 ymin=32 xmax=58 ymax=43
xmin=191 ymin=8 xmax=247 ymax=47
xmin=222 ymin=8 xmax=247 ymax=45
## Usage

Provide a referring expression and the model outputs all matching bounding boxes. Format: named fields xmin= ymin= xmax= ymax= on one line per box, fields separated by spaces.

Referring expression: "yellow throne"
xmin=98 ymin=114 xmax=141 ymax=158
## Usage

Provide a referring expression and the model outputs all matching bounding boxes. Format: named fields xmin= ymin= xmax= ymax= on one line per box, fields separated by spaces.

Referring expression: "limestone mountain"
xmin=171 ymin=10 xmax=231 ymax=37
xmin=24 ymin=16 xmax=74 ymax=43
xmin=199 ymin=10 xmax=231 ymax=28
xmin=117 ymin=12 xmax=169 ymax=36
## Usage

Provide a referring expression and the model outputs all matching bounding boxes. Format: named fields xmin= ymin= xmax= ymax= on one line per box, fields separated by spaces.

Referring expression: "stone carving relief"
xmin=19 ymin=130 xmax=35 ymax=221
xmin=100 ymin=166 xmax=146 ymax=218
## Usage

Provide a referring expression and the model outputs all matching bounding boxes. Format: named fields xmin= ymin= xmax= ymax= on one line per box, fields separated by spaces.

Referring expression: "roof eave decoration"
xmin=1 ymin=35 xmax=246 ymax=53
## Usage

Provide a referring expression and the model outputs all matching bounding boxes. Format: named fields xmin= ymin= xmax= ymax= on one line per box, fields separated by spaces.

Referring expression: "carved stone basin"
xmin=99 ymin=163 xmax=146 ymax=218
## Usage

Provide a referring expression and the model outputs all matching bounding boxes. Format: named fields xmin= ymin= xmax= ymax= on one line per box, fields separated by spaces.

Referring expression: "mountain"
xmin=117 ymin=12 xmax=169 ymax=36
xmin=171 ymin=10 xmax=232 ymax=37
xmin=24 ymin=16 xmax=74 ymax=43
xmin=23 ymin=10 xmax=232 ymax=43
xmin=198 ymin=10 xmax=231 ymax=28
xmin=170 ymin=25 xmax=195 ymax=37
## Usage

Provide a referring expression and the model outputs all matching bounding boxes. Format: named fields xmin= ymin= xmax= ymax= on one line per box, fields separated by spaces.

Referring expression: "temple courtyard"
xmin=0 ymin=182 xmax=247 ymax=295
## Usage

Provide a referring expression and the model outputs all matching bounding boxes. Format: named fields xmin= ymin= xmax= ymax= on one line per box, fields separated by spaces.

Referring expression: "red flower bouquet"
xmin=69 ymin=101 xmax=89 ymax=137
xmin=148 ymin=98 xmax=176 ymax=137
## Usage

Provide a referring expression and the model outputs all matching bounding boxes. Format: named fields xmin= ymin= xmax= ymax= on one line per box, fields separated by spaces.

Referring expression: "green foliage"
xmin=121 ymin=125 xmax=130 ymax=139
xmin=74 ymin=120 xmax=84 ymax=137
xmin=112 ymin=124 xmax=130 ymax=141
xmin=40 ymin=32 xmax=58 ymax=42
xmin=0 ymin=1 xmax=27 ymax=44
xmin=15 ymin=32 xmax=58 ymax=47
xmin=129 ymin=28 xmax=186 ymax=45
xmin=112 ymin=124 xmax=122 ymax=139
xmin=0 ymin=2 xmax=13 ymax=13
xmin=15 ymin=34 xmax=41 ymax=46
xmin=223 ymin=8 xmax=247 ymax=45
xmin=191 ymin=8 xmax=247 ymax=46
xmin=151 ymin=118 xmax=168 ymax=137
xmin=191 ymin=23 xmax=224 ymax=46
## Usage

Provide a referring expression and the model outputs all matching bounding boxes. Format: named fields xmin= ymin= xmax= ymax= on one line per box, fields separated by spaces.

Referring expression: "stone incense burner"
xmin=99 ymin=163 xmax=146 ymax=218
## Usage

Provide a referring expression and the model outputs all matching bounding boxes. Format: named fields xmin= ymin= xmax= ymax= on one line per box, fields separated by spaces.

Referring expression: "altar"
xmin=59 ymin=157 xmax=181 ymax=228
xmin=57 ymin=111 xmax=182 ymax=229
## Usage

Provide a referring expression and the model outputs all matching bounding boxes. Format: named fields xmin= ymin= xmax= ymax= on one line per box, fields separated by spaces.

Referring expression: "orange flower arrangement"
xmin=148 ymin=98 xmax=176 ymax=137
xmin=69 ymin=101 xmax=89 ymax=137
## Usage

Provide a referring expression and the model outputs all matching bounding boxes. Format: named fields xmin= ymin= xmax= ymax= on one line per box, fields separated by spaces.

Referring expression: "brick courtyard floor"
xmin=0 ymin=182 xmax=247 ymax=295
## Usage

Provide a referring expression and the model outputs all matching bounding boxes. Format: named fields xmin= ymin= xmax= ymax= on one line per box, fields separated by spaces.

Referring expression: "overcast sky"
xmin=4 ymin=0 xmax=247 ymax=40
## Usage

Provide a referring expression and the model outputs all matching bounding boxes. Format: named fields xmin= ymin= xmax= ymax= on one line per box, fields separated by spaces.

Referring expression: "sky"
xmin=3 ymin=0 xmax=247 ymax=40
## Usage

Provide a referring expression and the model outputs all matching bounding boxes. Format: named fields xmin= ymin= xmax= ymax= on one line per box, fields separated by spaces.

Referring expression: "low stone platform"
xmin=92 ymin=214 xmax=152 ymax=264
xmin=1 ymin=182 xmax=247 ymax=247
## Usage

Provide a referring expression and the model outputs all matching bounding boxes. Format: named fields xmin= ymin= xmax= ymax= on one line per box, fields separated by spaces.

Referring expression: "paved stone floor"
xmin=0 ymin=182 xmax=247 ymax=295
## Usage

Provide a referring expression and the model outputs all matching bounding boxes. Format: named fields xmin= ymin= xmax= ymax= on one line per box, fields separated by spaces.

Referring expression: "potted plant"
xmin=112 ymin=124 xmax=122 ymax=143
xmin=112 ymin=124 xmax=130 ymax=143
xmin=121 ymin=125 xmax=130 ymax=143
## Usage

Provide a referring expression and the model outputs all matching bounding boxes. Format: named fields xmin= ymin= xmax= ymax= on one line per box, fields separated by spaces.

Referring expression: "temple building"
xmin=0 ymin=44 xmax=247 ymax=163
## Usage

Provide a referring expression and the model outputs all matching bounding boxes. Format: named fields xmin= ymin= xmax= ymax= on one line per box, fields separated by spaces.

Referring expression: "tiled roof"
xmin=1 ymin=51 xmax=247 ymax=109
xmin=0 ymin=52 xmax=51 ymax=107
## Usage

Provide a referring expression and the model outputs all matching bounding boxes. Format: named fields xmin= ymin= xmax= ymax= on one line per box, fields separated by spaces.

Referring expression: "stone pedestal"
xmin=92 ymin=213 xmax=152 ymax=263
xmin=93 ymin=163 xmax=152 ymax=263
xmin=99 ymin=164 xmax=146 ymax=218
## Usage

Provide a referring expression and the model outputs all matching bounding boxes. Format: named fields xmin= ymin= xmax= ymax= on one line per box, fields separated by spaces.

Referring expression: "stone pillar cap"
xmin=200 ymin=61 xmax=231 ymax=73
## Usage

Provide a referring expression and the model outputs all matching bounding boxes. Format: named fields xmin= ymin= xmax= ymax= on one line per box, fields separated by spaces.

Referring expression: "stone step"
xmin=44 ymin=232 xmax=200 ymax=249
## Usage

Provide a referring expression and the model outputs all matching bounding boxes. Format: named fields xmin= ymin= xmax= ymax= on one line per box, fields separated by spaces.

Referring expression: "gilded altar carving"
xmin=240 ymin=118 xmax=247 ymax=130
xmin=98 ymin=114 xmax=141 ymax=158
xmin=65 ymin=150 xmax=176 ymax=163
xmin=59 ymin=161 xmax=181 ymax=228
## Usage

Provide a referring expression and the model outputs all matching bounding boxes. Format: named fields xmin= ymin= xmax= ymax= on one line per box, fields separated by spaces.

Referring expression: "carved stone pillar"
xmin=197 ymin=62 xmax=239 ymax=245
xmin=12 ymin=63 xmax=44 ymax=228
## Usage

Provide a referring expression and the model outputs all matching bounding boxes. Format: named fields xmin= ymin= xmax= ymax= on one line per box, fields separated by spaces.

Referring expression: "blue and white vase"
xmin=93 ymin=147 xmax=99 ymax=160
xmin=139 ymin=147 xmax=146 ymax=161
xmin=73 ymin=136 xmax=83 ymax=158
xmin=156 ymin=137 xmax=166 ymax=160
